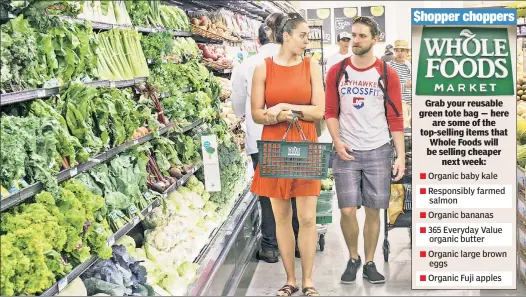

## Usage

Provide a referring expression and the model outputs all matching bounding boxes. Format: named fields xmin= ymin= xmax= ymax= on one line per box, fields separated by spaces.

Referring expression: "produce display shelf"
xmin=135 ymin=26 xmax=193 ymax=37
xmin=0 ymin=119 xmax=203 ymax=212
xmin=59 ymin=16 xmax=192 ymax=37
xmin=209 ymin=68 xmax=233 ymax=75
xmin=192 ymin=182 xmax=252 ymax=264
xmin=193 ymin=34 xmax=225 ymax=44
xmin=41 ymin=165 xmax=203 ymax=296
xmin=40 ymin=256 xmax=99 ymax=296
xmin=147 ymin=58 xmax=186 ymax=65
xmin=162 ymin=163 xmax=203 ymax=195
xmin=187 ymin=183 xmax=258 ymax=296
xmin=0 ymin=77 xmax=148 ymax=106
xmin=160 ymin=86 xmax=194 ymax=98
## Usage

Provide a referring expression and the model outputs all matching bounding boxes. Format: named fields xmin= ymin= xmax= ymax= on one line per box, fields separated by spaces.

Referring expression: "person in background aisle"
xmin=389 ymin=40 xmax=412 ymax=128
xmin=324 ymin=16 xmax=405 ymax=285
xmin=250 ymin=12 xmax=325 ymax=297
xmin=230 ymin=16 xmax=301 ymax=264
xmin=325 ymin=32 xmax=352 ymax=76
xmin=381 ymin=44 xmax=394 ymax=62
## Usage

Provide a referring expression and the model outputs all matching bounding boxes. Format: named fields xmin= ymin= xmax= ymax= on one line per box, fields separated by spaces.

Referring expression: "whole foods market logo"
xmin=288 ymin=146 xmax=301 ymax=157
xmin=416 ymin=27 xmax=514 ymax=96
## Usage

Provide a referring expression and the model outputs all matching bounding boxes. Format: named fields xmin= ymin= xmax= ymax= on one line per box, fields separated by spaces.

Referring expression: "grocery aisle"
xmin=241 ymin=198 xmax=526 ymax=296
xmin=238 ymin=130 xmax=526 ymax=296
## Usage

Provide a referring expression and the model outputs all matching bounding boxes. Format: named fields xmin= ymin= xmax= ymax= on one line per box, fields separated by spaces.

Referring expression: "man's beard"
xmin=352 ymin=44 xmax=373 ymax=56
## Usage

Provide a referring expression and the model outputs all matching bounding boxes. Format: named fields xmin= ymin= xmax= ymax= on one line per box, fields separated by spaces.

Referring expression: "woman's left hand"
xmin=283 ymin=110 xmax=295 ymax=122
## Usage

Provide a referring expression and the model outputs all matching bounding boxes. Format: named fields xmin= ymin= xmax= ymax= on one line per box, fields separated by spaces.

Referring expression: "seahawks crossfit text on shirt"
xmin=325 ymin=58 xmax=404 ymax=151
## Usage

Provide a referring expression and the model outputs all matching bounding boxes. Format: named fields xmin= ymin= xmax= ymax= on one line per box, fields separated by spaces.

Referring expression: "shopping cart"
xmin=316 ymin=189 xmax=333 ymax=251
xmin=382 ymin=128 xmax=412 ymax=262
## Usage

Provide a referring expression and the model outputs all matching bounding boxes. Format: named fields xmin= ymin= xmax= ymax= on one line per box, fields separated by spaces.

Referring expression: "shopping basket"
xmin=257 ymin=114 xmax=333 ymax=180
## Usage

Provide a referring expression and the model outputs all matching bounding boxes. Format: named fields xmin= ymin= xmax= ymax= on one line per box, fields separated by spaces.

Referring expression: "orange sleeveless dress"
xmin=250 ymin=57 xmax=321 ymax=200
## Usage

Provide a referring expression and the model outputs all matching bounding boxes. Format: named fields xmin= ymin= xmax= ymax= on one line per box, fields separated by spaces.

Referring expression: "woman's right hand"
xmin=264 ymin=104 xmax=283 ymax=124
xmin=334 ymin=140 xmax=354 ymax=161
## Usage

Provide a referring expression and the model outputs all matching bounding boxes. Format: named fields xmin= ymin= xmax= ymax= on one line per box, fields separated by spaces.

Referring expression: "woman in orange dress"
xmin=250 ymin=12 xmax=325 ymax=297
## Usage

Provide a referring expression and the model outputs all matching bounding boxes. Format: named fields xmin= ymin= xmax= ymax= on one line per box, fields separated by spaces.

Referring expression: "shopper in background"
xmin=250 ymin=12 xmax=325 ymax=297
xmin=389 ymin=40 xmax=412 ymax=128
xmin=231 ymin=15 xmax=301 ymax=264
xmin=381 ymin=44 xmax=394 ymax=62
xmin=324 ymin=16 xmax=405 ymax=285
xmin=325 ymin=32 xmax=352 ymax=76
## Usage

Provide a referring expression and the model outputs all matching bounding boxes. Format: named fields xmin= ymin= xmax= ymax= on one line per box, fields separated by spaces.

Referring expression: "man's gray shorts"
xmin=332 ymin=142 xmax=393 ymax=210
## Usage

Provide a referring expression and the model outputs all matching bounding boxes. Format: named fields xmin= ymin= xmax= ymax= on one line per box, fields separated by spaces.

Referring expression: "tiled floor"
xmin=239 ymin=200 xmax=526 ymax=296
xmin=237 ymin=130 xmax=526 ymax=296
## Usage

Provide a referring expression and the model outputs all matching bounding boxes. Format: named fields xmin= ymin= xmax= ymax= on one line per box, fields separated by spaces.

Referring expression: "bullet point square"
xmin=420 ymin=173 xmax=426 ymax=179
xmin=420 ymin=212 xmax=426 ymax=218
xmin=420 ymin=188 xmax=426 ymax=194
xmin=420 ymin=275 xmax=426 ymax=281
xmin=420 ymin=251 xmax=426 ymax=257
xmin=420 ymin=227 xmax=426 ymax=233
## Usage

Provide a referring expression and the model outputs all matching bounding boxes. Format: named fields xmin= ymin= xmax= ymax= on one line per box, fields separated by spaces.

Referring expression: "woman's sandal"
xmin=302 ymin=287 xmax=320 ymax=296
xmin=276 ymin=285 xmax=299 ymax=296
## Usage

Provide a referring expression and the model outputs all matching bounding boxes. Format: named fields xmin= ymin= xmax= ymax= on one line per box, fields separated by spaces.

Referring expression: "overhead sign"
xmin=360 ymin=6 xmax=386 ymax=42
xmin=307 ymin=8 xmax=332 ymax=45
xmin=334 ymin=7 xmax=357 ymax=39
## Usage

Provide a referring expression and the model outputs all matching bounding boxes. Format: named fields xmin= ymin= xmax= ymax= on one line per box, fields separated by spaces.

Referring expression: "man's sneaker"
xmin=256 ymin=249 xmax=279 ymax=263
xmin=341 ymin=256 xmax=362 ymax=284
xmin=363 ymin=261 xmax=385 ymax=284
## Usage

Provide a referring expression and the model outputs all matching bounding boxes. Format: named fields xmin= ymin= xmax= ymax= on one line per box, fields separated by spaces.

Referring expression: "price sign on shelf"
xmin=69 ymin=167 xmax=78 ymax=177
xmin=107 ymin=236 xmax=115 ymax=247
xmin=57 ymin=277 xmax=68 ymax=292
xmin=37 ymin=90 xmax=46 ymax=98
xmin=201 ymin=135 xmax=221 ymax=192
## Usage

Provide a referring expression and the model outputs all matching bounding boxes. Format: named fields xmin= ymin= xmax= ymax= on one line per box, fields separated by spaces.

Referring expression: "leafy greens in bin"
xmin=0 ymin=115 xmax=62 ymax=196
xmin=0 ymin=179 xmax=113 ymax=296
xmin=1 ymin=13 xmax=98 ymax=93
xmin=81 ymin=245 xmax=154 ymax=296
xmin=76 ymin=147 xmax=153 ymax=232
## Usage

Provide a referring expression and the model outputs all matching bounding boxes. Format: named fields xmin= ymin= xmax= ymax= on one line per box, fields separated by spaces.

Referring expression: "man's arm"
xmin=324 ymin=62 xmax=341 ymax=142
xmin=325 ymin=59 xmax=354 ymax=160
xmin=230 ymin=63 xmax=247 ymax=117
xmin=386 ymin=67 xmax=405 ymax=168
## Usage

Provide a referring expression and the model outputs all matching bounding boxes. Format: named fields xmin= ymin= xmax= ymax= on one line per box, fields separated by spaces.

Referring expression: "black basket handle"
xmin=281 ymin=111 xmax=308 ymax=142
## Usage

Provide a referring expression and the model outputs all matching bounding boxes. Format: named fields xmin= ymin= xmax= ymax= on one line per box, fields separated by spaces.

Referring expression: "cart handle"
xmin=281 ymin=111 xmax=308 ymax=142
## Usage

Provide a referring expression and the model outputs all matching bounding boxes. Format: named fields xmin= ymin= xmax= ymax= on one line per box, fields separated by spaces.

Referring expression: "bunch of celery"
xmin=96 ymin=28 xmax=149 ymax=81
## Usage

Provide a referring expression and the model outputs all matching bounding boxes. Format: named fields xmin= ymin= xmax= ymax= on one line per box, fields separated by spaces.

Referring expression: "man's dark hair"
xmin=353 ymin=16 xmax=381 ymax=38
xmin=269 ymin=12 xmax=306 ymax=44
xmin=258 ymin=24 xmax=270 ymax=45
